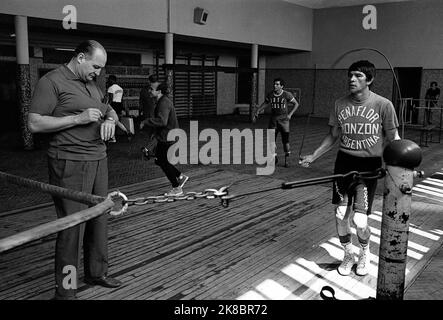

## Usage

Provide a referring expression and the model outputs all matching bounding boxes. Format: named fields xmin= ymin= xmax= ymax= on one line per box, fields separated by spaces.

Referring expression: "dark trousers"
xmin=111 ymin=101 xmax=123 ymax=115
xmin=425 ymin=100 xmax=436 ymax=124
xmin=48 ymin=157 xmax=109 ymax=299
xmin=155 ymin=142 xmax=181 ymax=187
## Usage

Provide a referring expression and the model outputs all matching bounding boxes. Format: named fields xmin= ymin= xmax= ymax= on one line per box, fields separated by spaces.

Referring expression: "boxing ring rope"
xmin=0 ymin=168 xmax=387 ymax=253
xmin=0 ymin=199 xmax=114 ymax=253
xmin=0 ymin=171 xmax=106 ymax=206
xmin=0 ymin=171 xmax=128 ymax=253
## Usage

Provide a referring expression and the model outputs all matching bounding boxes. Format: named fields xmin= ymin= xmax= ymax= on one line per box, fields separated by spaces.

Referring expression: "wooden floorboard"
xmin=1 ymin=165 xmax=442 ymax=300
xmin=404 ymin=243 xmax=443 ymax=300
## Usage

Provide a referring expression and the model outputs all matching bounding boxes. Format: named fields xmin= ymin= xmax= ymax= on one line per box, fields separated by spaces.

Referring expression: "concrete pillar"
xmin=15 ymin=15 xmax=34 ymax=150
xmin=165 ymin=32 xmax=174 ymax=65
xmin=250 ymin=44 xmax=258 ymax=122
xmin=251 ymin=44 xmax=258 ymax=69
xmin=164 ymin=32 xmax=174 ymax=99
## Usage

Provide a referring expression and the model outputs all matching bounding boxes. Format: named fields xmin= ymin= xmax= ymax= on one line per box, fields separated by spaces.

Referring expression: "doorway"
xmin=393 ymin=67 xmax=422 ymax=124
xmin=236 ymin=55 xmax=252 ymax=104
xmin=0 ymin=61 xmax=18 ymax=133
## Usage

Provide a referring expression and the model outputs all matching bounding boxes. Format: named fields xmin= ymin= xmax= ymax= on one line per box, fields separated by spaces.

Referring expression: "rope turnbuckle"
xmin=107 ymin=191 xmax=129 ymax=216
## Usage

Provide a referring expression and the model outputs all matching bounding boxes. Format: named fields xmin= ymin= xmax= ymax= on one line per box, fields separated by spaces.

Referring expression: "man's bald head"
xmin=74 ymin=40 xmax=107 ymax=59
xmin=71 ymin=40 xmax=107 ymax=82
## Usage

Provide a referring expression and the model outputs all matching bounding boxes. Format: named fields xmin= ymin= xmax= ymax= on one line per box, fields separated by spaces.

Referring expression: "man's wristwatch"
xmin=105 ymin=117 xmax=116 ymax=123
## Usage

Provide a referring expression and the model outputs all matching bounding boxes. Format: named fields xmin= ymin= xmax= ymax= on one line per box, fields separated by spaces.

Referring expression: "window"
xmin=107 ymin=52 xmax=140 ymax=66
xmin=42 ymin=48 xmax=73 ymax=64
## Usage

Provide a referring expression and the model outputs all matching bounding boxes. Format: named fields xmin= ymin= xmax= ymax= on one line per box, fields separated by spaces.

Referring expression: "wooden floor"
xmin=404 ymin=169 xmax=443 ymax=300
xmin=1 ymin=166 xmax=442 ymax=300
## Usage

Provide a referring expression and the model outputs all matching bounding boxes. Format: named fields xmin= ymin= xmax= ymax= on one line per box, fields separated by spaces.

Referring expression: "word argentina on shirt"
xmin=338 ymin=104 xmax=381 ymax=150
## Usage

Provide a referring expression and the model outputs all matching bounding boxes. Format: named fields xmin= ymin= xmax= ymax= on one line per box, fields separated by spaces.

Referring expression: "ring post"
xmin=376 ymin=139 xmax=422 ymax=300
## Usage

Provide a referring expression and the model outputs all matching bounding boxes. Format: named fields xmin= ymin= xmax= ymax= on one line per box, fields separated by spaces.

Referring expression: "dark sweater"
xmin=145 ymin=95 xmax=179 ymax=143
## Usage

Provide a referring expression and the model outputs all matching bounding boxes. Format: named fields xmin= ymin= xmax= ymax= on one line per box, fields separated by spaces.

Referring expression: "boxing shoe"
xmin=356 ymin=244 xmax=370 ymax=276
xmin=164 ymin=187 xmax=184 ymax=197
xmin=338 ymin=243 xmax=354 ymax=276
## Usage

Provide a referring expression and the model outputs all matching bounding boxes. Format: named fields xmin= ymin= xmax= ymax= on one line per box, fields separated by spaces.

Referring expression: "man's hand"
xmin=139 ymin=120 xmax=145 ymax=130
xmin=75 ymin=108 xmax=103 ymax=125
xmin=251 ymin=112 xmax=258 ymax=123
xmin=252 ymin=106 xmax=260 ymax=122
xmin=100 ymin=119 xmax=115 ymax=141
xmin=299 ymin=154 xmax=314 ymax=168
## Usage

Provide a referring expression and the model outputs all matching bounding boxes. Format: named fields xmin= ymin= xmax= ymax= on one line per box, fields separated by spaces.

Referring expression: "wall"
xmin=265 ymin=0 xmax=441 ymax=118
xmin=1 ymin=0 xmax=313 ymax=120
xmin=217 ymin=72 xmax=236 ymax=115
xmin=311 ymin=0 xmax=443 ymax=69
xmin=1 ymin=0 xmax=167 ymax=33
xmin=265 ymin=68 xmax=316 ymax=116
xmin=280 ymin=0 xmax=443 ymax=69
xmin=1 ymin=0 xmax=312 ymax=51
xmin=172 ymin=0 xmax=312 ymax=50
xmin=265 ymin=68 xmax=394 ymax=118
xmin=267 ymin=0 xmax=443 ymax=69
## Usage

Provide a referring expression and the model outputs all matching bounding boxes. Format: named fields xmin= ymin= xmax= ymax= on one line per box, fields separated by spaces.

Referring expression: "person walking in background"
xmin=106 ymin=75 xmax=132 ymax=141
xmin=140 ymin=82 xmax=188 ymax=196
xmin=253 ymin=78 xmax=299 ymax=167
xmin=139 ymin=74 xmax=161 ymax=146
xmin=424 ymin=81 xmax=440 ymax=125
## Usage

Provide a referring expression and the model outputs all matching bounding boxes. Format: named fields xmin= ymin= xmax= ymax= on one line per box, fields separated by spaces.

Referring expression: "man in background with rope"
xmin=253 ymin=78 xmax=299 ymax=167
xmin=28 ymin=40 xmax=122 ymax=300
xmin=140 ymin=82 xmax=189 ymax=196
xmin=424 ymin=81 xmax=440 ymax=125
xmin=299 ymin=60 xmax=400 ymax=277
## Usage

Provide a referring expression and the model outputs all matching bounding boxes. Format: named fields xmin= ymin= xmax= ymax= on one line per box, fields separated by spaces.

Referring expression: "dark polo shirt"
xmin=30 ymin=65 xmax=112 ymax=161
xmin=146 ymin=95 xmax=179 ymax=143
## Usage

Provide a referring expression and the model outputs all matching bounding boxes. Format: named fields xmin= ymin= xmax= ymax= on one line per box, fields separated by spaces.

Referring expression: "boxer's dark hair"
xmin=348 ymin=60 xmax=376 ymax=82
xmin=274 ymin=78 xmax=285 ymax=87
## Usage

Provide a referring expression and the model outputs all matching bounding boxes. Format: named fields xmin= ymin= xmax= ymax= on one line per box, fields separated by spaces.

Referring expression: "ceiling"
xmin=283 ymin=0 xmax=418 ymax=9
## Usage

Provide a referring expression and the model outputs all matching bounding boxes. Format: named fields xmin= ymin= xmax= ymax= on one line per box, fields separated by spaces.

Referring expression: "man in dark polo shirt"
xmin=140 ymin=82 xmax=188 ymax=196
xmin=28 ymin=40 xmax=122 ymax=300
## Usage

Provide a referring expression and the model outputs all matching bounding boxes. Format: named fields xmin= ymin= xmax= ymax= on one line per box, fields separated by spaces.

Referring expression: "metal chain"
xmin=123 ymin=186 xmax=230 ymax=206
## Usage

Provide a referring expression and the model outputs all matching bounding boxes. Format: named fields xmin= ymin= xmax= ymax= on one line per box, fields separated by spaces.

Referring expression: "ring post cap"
xmin=383 ymin=139 xmax=422 ymax=170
